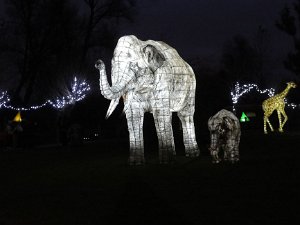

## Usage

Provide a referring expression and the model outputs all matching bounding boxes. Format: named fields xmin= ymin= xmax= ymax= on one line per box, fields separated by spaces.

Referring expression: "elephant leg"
xmin=229 ymin=134 xmax=240 ymax=163
xmin=224 ymin=143 xmax=233 ymax=163
xmin=233 ymin=133 xmax=241 ymax=162
xmin=208 ymin=133 xmax=221 ymax=163
xmin=209 ymin=146 xmax=221 ymax=163
xmin=125 ymin=109 xmax=145 ymax=165
xmin=177 ymin=112 xmax=200 ymax=157
xmin=224 ymin=136 xmax=239 ymax=163
xmin=153 ymin=110 xmax=176 ymax=164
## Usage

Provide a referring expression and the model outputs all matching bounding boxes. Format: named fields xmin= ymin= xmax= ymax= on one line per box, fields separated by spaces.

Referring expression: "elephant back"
xmin=210 ymin=109 xmax=241 ymax=131
xmin=143 ymin=39 xmax=196 ymax=112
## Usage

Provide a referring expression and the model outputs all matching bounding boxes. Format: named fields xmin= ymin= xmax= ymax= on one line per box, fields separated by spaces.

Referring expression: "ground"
xmin=0 ymin=130 xmax=299 ymax=225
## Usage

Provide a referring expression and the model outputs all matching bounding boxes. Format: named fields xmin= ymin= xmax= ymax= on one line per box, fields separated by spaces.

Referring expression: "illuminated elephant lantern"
xmin=95 ymin=35 xmax=199 ymax=165
xmin=208 ymin=109 xmax=240 ymax=163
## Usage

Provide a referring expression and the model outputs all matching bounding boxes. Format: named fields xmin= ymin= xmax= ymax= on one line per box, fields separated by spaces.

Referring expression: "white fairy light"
xmin=3 ymin=101 xmax=50 ymax=111
xmin=231 ymin=82 xmax=274 ymax=111
xmin=231 ymin=82 xmax=275 ymax=104
xmin=231 ymin=82 xmax=297 ymax=111
xmin=0 ymin=77 xmax=90 ymax=111
xmin=49 ymin=77 xmax=91 ymax=109
xmin=0 ymin=91 xmax=10 ymax=108
xmin=285 ymin=100 xmax=297 ymax=109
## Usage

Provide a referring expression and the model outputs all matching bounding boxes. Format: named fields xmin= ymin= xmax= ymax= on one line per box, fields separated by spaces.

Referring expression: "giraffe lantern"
xmin=262 ymin=82 xmax=297 ymax=134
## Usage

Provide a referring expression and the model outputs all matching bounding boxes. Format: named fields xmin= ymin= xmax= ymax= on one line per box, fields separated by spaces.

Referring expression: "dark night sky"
xmin=96 ymin=0 xmax=296 ymax=81
xmin=0 ymin=0 xmax=297 ymax=81
xmin=119 ymin=0 xmax=293 ymax=60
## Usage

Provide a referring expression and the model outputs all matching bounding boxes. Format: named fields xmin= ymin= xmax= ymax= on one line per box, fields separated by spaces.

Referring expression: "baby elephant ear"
xmin=208 ymin=116 xmax=213 ymax=129
xmin=223 ymin=117 xmax=234 ymax=130
xmin=142 ymin=44 xmax=165 ymax=71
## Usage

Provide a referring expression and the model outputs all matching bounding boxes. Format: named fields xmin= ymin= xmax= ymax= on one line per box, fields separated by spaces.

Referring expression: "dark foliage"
xmin=220 ymin=31 xmax=270 ymax=86
xmin=276 ymin=0 xmax=300 ymax=77
xmin=0 ymin=0 xmax=136 ymax=104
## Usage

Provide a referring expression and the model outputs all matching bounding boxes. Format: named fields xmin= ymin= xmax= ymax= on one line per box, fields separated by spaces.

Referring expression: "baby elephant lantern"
xmin=95 ymin=35 xmax=199 ymax=165
xmin=208 ymin=109 xmax=241 ymax=164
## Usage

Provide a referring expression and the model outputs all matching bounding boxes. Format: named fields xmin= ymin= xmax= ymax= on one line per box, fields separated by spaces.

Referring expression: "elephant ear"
xmin=208 ymin=116 xmax=213 ymax=130
xmin=223 ymin=117 xmax=234 ymax=130
xmin=142 ymin=44 xmax=165 ymax=72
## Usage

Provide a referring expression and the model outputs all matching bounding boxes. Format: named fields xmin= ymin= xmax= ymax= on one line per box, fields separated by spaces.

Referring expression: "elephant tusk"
xmin=106 ymin=98 xmax=120 ymax=119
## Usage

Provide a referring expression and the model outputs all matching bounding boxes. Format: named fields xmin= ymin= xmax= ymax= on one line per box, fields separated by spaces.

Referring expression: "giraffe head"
xmin=287 ymin=81 xmax=297 ymax=89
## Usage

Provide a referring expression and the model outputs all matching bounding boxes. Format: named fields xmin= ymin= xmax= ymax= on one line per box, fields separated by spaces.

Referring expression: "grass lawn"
xmin=0 ymin=131 xmax=299 ymax=225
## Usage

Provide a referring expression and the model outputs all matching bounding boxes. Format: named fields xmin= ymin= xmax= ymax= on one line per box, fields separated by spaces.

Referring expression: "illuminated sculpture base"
xmin=262 ymin=82 xmax=297 ymax=134
xmin=208 ymin=109 xmax=240 ymax=164
xmin=95 ymin=35 xmax=199 ymax=165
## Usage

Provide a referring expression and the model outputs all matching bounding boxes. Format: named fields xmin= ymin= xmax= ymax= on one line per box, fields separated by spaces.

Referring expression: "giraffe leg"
xmin=279 ymin=109 xmax=288 ymax=132
xmin=266 ymin=117 xmax=274 ymax=133
xmin=281 ymin=111 xmax=288 ymax=128
xmin=264 ymin=114 xmax=274 ymax=134
xmin=277 ymin=110 xmax=283 ymax=132
xmin=263 ymin=115 xmax=268 ymax=134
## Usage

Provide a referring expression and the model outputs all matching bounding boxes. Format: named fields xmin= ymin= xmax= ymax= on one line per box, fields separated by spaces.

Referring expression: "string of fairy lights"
xmin=1 ymin=80 xmax=298 ymax=112
xmin=0 ymin=91 xmax=10 ymax=108
xmin=0 ymin=77 xmax=91 ymax=111
xmin=231 ymin=82 xmax=298 ymax=111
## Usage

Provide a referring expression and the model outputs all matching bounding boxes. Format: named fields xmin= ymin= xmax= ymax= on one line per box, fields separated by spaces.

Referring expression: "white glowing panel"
xmin=208 ymin=109 xmax=240 ymax=164
xmin=95 ymin=35 xmax=199 ymax=165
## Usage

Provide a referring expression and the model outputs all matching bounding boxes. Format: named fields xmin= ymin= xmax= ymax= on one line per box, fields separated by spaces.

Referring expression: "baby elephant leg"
xmin=224 ymin=137 xmax=239 ymax=163
xmin=209 ymin=147 xmax=221 ymax=163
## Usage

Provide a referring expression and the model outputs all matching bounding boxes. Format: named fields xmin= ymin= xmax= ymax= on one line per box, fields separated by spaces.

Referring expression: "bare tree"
xmin=252 ymin=25 xmax=271 ymax=86
xmin=220 ymin=34 xmax=261 ymax=85
xmin=276 ymin=0 xmax=300 ymax=76
xmin=81 ymin=0 xmax=136 ymax=64
xmin=1 ymin=0 xmax=81 ymax=104
xmin=0 ymin=0 xmax=136 ymax=105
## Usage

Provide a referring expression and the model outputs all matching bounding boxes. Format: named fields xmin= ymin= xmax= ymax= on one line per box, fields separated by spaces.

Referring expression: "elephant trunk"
xmin=208 ymin=132 xmax=217 ymax=147
xmin=208 ymin=118 xmax=219 ymax=150
xmin=95 ymin=59 xmax=125 ymax=100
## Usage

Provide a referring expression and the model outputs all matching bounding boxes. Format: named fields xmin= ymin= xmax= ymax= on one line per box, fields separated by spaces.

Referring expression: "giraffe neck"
xmin=277 ymin=86 xmax=292 ymax=99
